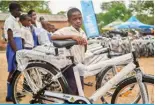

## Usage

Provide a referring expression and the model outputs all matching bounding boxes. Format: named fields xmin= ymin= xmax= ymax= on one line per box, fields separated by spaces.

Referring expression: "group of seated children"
xmin=20 ymin=14 xmax=54 ymax=49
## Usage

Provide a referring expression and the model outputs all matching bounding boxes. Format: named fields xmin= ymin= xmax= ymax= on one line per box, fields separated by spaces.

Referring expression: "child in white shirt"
xmin=52 ymin=8 xmax=87 ymax=95
xmin=20 ymin=14 xmax=34 ymax=49
xmin=4 ymin=2 xmax=22 ymax=101
xmin=38 ymin=21 xmax=52 ymax=45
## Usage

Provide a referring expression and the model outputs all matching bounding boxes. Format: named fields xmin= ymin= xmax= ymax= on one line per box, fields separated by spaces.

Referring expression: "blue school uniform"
xmin=48 ymin=33 xmax=52 ymax=42
xmin=6 ymin=37 xmax=22 ymax=99
xmin=37 ymin=28 xmax=51 ymax=45
xmin=6 ymin=37 xmax=23 ymax=72
xmin=31 ymin=26 xmax=39 ymax=47
xmin=4 ymin=14 xmax=23 ymax=99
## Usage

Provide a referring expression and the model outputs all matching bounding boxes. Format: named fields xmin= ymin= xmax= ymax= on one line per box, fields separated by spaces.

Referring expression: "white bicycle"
xmin=12 ymin=35 xmax=154 ymax=104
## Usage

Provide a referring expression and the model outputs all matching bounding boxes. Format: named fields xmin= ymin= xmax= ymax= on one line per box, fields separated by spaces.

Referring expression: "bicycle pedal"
xmin=84 ymin=82 xmax=93 ymax=86
xmin=100 ymin=97 xmax=108 ymax=104
xmin=16 ymin=92 xmax=26 ymax=98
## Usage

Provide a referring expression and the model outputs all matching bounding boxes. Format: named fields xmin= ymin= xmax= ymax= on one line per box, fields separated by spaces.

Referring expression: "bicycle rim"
xmin=113 ymin=82 xmax=154 ymax=104
xmin=13 ymin=67 xmax=63 ymax=104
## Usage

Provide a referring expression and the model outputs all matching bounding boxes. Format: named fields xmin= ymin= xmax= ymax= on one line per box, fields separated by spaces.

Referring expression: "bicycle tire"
xmin=111 ymin=74 xmax=154 ymax=104
xmin=96 ymin=66 xmax=116 ymax=103
xmin=12 ymin=61 xmax=69 ymax=104
xmin=96 ymin=66 xmax=114 ymax=89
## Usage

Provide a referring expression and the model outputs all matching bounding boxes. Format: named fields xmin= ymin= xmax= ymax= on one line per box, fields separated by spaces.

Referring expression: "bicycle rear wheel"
xmin=111 ymin=75 xmax=154 ymax=104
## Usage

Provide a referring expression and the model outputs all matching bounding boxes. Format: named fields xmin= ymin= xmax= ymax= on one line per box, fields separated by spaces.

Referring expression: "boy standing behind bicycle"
xmin=51 ymin=8 xmax=87 ymax=95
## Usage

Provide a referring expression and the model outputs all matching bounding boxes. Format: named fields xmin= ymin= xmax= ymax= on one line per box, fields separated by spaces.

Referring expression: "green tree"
xmin=97 ymin=0 xmax=154 ymax=33
xmin=57 ymin=11 xmax=66 ymax=15
xmin=137 ymin=14 xmax=154 ymax=25
xmin=97 ymin=2 xmax=132 ymax=33
xmin=129 ymin=0 xmax=154 ymax=25
xmin=143 ymin=0 xmax=154 ymax=14
xmin=100 ymin=1 xmax=124 ymax=11
xmin=0 ymin=1 xmax=51 ymax=13
xmin=129 ymin=0 xmax=154 ymax=16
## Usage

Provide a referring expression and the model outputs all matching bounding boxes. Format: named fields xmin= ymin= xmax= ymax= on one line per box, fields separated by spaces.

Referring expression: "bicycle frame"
xmin=40 ymin=53 xmax=136 ymax=103
xmin=38 ymin=48 xmax=148 ymax=104
xmin=17 ymin=36 xmax=149 ymax=104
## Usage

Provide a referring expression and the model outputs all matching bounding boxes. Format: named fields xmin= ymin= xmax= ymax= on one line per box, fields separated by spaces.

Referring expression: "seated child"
xmin=20 ymin=14 xmax=35 ymax=49
xmin=38 ymin=21 xmax=52 ymax=45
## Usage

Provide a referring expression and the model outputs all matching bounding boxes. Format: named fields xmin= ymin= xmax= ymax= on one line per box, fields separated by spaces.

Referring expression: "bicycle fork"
xmin=135 ymin=68 xmax=149 ymax=103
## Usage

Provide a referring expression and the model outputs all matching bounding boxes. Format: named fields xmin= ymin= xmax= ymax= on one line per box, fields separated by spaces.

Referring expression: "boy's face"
xmin=48 ymin=25 xmax=55 ymax=33
xmin=21 ymin=17 xmax=31 ymax=27
xmin=12 ymin=8 xmax=21 ymax=17
xmin=31 ymin=12 xmax=37 ymax=21
xmin=69 ymin=11 xmax=82 ymax=30
xmin=42 ymin=22 xmax=49 ymax=31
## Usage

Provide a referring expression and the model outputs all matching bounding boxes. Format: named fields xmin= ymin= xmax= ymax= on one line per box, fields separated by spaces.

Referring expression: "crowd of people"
xmin=2 ymin=2 xmax=87 ymax=102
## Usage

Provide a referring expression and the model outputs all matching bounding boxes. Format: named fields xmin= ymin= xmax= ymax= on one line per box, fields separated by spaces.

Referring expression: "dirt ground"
xmin=0 ymin=51 xmax=154 ymax=104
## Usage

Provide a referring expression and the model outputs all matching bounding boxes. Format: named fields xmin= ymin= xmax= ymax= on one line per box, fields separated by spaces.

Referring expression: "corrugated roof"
xmin=0 ymin=13 xmax=67 ymax=21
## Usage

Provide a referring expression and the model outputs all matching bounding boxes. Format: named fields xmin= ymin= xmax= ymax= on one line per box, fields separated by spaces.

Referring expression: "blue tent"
xmin=114 ymin=16 xmax=154 ymax=29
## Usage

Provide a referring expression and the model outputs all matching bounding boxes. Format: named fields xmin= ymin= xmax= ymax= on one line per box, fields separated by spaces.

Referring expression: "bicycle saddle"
xmin=52 ymin=39 xmax=77 ymax=48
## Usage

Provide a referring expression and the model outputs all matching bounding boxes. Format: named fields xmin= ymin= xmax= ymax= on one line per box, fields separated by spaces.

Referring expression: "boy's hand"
xmin=71 ymin=36 xmax=87 ymax=45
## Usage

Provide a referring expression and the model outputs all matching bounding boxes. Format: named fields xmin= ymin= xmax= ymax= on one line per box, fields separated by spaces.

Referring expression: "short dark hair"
xmin=9 ymin=2 xmax=21 ymax=12
xmin=28 ymin=10 xmax=35 ymax=16
xmin=39 ymin=16 xmax=45 ymax=21
xmin=67 ymin=8 xmax=81 ymax=19
xmin=19 ymin=14 xmax=29 ymax=22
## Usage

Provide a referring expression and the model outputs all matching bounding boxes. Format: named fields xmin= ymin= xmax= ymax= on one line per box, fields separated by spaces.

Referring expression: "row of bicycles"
xmin=100 ymin=31 xmax=154 ymax=57
xmin=10 ymin=31 xmax=154 ymax=104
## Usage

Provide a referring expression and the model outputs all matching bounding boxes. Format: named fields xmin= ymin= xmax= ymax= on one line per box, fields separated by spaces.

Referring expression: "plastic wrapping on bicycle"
xmin=52 ymin=39 xmax=77 ymax=48
xmin=109 ymin=52 xmax=122 ymax=57
xmin=108 ymin=31 xmax=128 ymax=37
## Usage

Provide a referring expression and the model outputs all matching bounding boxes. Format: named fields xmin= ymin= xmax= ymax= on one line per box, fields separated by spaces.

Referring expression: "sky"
xmin=48 ymin=0 xmax=130 ymax=14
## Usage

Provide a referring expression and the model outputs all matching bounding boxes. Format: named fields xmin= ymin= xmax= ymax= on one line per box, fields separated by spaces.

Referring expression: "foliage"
xmin=57 ymin=11 xmax=66 ymax=15
xmin=128 ymin=0 xmax=154 ymax=25
xmin=96 ymin=1 xmax=154 ymax=33
xmin=97 ymin=2 xmax=132 ymax=33
xmin=100 ymin=1 xmax=124 ymax=11
xmin=0 ymin=1 xmax=51 ymax=13
xmin=137 ymin=14 xmax=154 ymax=25
xmin=129 ymin=0 xmax=154 ymax=16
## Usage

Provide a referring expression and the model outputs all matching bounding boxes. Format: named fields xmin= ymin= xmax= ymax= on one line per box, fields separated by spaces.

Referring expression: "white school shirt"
xmin=4 ymin=14 xmax=21 ymax=39
xmin=31 ymin=21 xmax=42 ymax=37
xmin=54 ymin=26 xmax=87 ymax=63
xmin=38 ymin=28 xmax=51 ymax=45
xmin=21 ymin=26 xmax=34 ymax=48
xmin=36 ymin=21 xmax=42 ymax=28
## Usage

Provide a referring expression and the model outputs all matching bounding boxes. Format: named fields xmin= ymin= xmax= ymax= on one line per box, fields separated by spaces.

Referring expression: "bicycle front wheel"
xmin=111 ymin=75 xmax=154 ymax=104
xmin=12 ymin=62 xmax=68 ymax=104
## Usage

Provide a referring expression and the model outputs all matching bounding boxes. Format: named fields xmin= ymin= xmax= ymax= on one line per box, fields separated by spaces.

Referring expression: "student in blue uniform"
xmin=4 ymin=2 xmax=22 ymax=102
xmin=28 ymin=10 xmax=41 ymax=46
